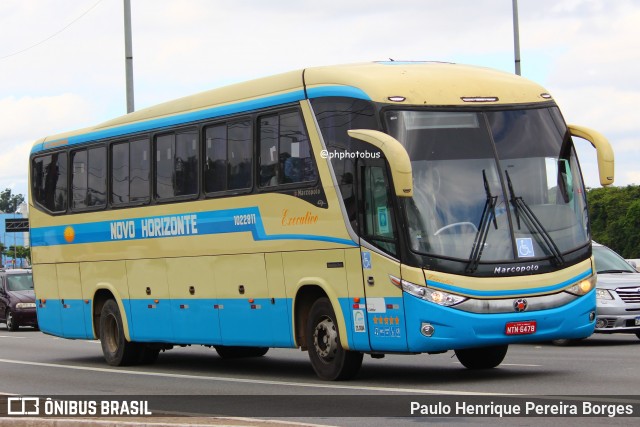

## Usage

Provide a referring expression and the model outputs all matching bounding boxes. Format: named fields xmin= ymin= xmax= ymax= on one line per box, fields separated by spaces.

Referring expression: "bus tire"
xmin=99 ymin=299 xmax=140 ymax=366
xmin=306 ymin=297 xmax=363 ymax=380
xmin=455 ymin=345 xmax=508 ymax=370
xmin=214 ymin=346 xmax=269 ymax=358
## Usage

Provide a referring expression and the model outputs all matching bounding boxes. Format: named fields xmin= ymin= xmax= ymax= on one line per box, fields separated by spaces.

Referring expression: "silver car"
xmin=593 ymin=242 xmax=640 ymax=339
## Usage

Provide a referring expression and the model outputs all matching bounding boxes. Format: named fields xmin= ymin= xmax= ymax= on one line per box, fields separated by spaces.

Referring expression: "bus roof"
xmin=32 ymin=61 xmax=552 ymax=154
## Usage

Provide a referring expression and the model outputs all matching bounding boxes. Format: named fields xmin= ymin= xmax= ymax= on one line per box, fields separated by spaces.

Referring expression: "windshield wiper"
xmin=505 ymin=170 xmax=564 ymax=266
xmin=466 ymin=170 xmax=498 ymax=273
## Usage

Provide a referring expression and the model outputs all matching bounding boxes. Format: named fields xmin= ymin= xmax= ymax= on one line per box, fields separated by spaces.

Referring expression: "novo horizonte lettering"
xmin=109 ymin=215 xmax=198 ymax=240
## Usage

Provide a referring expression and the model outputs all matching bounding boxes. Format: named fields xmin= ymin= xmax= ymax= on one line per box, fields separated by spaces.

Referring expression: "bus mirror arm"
xmin=567 ymin=124 xmax=614 ymax=187
xmin=347 ymin=129 xmax=413 ymax=197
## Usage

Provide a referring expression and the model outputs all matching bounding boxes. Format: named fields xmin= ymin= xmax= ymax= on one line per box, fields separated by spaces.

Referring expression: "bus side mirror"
xmin=567 ymin=124 xmax=614 ymax=186
xmin=347 ymin=129 xmax=413 ymax=197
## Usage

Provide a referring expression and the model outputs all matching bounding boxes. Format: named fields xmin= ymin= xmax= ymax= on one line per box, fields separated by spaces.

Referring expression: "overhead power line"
xmin=0 ymin=0 xmax=105 ymax=61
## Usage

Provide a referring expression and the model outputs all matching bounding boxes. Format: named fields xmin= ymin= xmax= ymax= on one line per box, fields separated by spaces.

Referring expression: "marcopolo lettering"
xmin=494 ymin=264 xmax=539 ymax=275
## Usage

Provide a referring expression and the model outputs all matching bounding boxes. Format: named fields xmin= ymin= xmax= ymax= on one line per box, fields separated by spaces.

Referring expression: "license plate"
xmin=505 ymin=321 xmax=537 ymax=335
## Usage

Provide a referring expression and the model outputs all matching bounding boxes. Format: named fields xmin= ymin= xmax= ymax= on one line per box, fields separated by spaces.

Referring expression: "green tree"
xmin=0 ymin=188 xmax=25 ymax=213
xmin=588 ymin=185 xmax=640 ymax=258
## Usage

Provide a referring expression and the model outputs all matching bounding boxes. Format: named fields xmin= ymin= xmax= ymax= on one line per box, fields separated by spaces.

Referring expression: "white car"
xmin=592 ymin=242 xmax=640 ymax=339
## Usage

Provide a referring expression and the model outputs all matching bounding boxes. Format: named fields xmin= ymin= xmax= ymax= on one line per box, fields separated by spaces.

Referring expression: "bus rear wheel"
xmin=306 ymin=297 xmax=362 ymax=380
xmin=455 ymin=345 xmax=508 ymax=370
xmin=214 ymin=346 xmax=269 ymax=358
xmin=99 ymin=299 xmax=140 ymax=366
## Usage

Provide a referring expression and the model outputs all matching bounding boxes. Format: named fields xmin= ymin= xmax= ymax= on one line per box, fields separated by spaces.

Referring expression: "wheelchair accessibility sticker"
xmin=362 ymin=251 xmax=372 ymax=269
xmin=517 ymin=238 xmax=535 ymax=258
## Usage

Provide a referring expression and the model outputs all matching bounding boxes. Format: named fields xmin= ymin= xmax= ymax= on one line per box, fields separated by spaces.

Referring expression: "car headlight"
xmin=16 ymin=303 xmax=36 ymax=309
xmin=565 ymin=274 xmax=596 ymax=296
xmin=596 ymin=288 xmax=614 ymax=300
xmin=390 ymin=275 xmax=467 ymax=306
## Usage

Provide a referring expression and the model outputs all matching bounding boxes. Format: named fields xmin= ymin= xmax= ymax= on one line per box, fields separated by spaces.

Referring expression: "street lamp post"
xmin=512 ymin=0 xmax=522 ymax=76
xmin=124 ymin=0 xmax=135 ymax=113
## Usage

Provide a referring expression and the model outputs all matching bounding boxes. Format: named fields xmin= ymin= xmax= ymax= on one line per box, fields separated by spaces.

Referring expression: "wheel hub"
xmin=313 ymin=317 xmax=338 ymax=360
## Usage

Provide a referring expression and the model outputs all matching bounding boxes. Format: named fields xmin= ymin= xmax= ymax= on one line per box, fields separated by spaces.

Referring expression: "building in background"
xmin=1 ymin=202 xmax=29 ymax=269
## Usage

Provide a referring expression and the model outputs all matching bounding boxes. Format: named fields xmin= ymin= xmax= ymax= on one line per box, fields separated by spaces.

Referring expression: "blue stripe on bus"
xmin=426 ymin=268 xmax=593 ymax=298
xmin=31 ymin=85 xmax=370 ymax=154
xmin=29 ymin=206 xmax=357 ymax=248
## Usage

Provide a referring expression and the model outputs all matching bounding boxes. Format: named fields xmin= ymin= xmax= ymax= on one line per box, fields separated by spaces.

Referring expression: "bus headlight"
xmin=391 ymin=276 xmax=467 ymax=307
xmin=565 ymin=275 xmax=596 ymax=296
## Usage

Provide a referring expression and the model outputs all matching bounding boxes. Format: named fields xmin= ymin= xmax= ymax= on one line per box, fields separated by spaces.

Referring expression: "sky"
xmin=1 ymin=0 xmax=639 ymax=201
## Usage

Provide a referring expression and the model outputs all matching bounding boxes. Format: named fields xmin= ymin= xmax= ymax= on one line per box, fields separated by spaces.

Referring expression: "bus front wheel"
xmin=306 ymin=297 xmax=363 ymax=380
xmin=99 ymin=299 xmax=140 ymax=366
xmin=455 ymin=345 xmax=508 ymax=369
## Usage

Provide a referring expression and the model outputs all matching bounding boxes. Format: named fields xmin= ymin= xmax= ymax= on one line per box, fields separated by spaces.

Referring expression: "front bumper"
xmin=594 ymin=303 xmax=640 ymax=334
xmin=404 ymin=289 xmax=596 ymax=352
xmin=12 ymin=308 xmax=38 ymax=327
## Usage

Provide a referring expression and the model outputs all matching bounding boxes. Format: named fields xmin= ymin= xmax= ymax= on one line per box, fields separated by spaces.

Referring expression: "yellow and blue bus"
xmin=29 ymin=62 xmax=614 ymax=380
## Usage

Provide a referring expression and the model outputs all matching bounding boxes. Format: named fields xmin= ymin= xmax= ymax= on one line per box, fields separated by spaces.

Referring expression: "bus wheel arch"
xmin=92 ymin=289 xmax=115 ymax=340
xmin=293 ymin=285 xmax=328 ymax=350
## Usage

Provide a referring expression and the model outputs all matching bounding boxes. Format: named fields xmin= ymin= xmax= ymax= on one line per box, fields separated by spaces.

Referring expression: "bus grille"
xmin=615 ymin=287 xmax=640 ymax=304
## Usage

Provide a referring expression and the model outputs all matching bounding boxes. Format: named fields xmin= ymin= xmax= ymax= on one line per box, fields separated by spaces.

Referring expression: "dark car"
xmin=0 ymin=269 xmax=37 ymax=331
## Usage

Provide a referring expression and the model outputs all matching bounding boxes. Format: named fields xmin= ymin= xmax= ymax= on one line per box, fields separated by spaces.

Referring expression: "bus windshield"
xmin=385 ymin=107 xmax=589 ymax=265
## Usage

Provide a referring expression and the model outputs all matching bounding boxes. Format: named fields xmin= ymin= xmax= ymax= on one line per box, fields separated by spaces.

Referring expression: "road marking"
xmin=0 ymin=335 xmax=26 ymax=339
xmin=0 ymin=357 xmax=514 ymax=396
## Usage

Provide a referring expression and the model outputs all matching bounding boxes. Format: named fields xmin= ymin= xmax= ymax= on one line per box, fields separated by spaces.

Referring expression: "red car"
xmin=0 ymin=269 xmax=37 ymax=331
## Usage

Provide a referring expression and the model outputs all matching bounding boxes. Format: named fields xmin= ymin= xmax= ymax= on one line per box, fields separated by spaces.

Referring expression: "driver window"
xmin=362 ymin=164 xmax=397 ymax=256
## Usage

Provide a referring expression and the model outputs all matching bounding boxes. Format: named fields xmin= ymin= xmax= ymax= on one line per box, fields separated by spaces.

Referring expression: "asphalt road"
xmin=0 ymin=326 xmax=639 ymax=426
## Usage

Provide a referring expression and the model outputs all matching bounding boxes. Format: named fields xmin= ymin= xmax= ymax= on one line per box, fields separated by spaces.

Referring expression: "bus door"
xmin=358 ymin=158 xmax=408 ymax=352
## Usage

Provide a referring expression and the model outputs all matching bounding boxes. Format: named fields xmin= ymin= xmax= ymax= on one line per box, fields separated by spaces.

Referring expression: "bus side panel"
xmin=216 ymin=254 xmax=272 ymax=346
xmin=362 ymin=250 xmax=407 ymax=352
xmin=264 ymin=252 xmax=294 ymax=347
xmin=33 ymin=264 xmax=63 ymax=337
xmin=340 ymin=247 xmax=371 ymax=352
xmin=167 ymin=256 xmax=221 ymax=345
xmin=80 ymin=260 xmax=130 ymax=340
xmin=56 ymin=263 xmax=90 ymax=339
xmin=126 ymin=259 xmax=174 ymax=342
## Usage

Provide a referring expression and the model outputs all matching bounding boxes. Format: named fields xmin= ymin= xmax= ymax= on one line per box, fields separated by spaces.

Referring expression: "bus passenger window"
xmin=205 ymin=125 xmax=227 ymax=192
xmin=130 ymin=139 xmax=150 ymax=203
xmin=155 ymin=131 xmax=199 ymax=199
xmin=204 ymin=120 xmax=251 ymax=194
xmin=228 ymin=120 xmax=252 ymax=190
xmin=32 ymin=152 xmax=68 ymax=213
xmin=175 ymin=131 xmax=198 ymax=196
xmin=258 ymin=111 xmax=316 ymax=188
xmin=71 ymin=147 xmax=106 ymax=210
xmin=111 ymin=142 xmax=130 ymax=204
xmin=259 ymin=115 xmax=279 ymax=187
